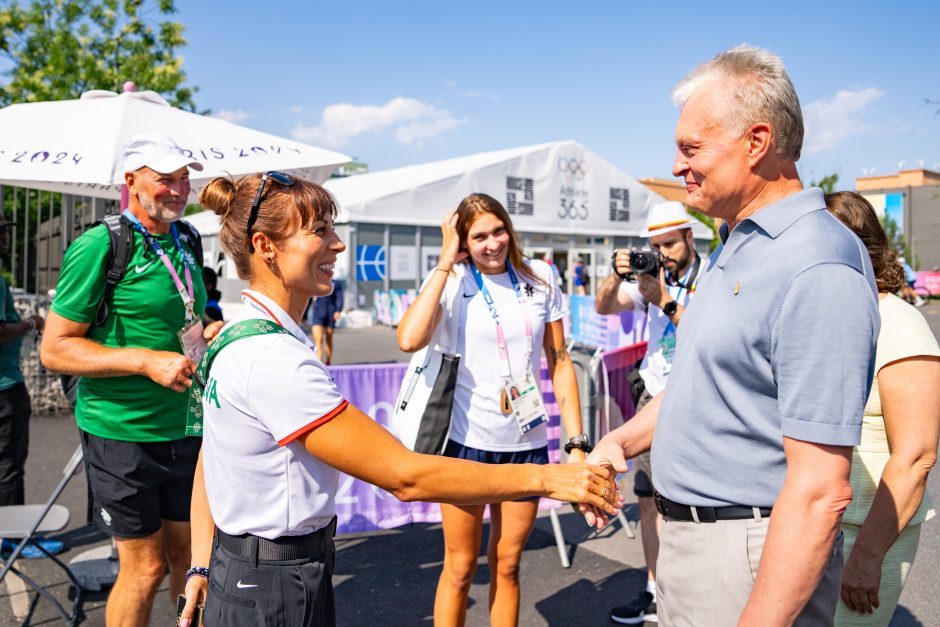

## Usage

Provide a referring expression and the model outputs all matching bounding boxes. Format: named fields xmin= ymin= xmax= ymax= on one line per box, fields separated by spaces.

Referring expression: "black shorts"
xmin=311 ymin=312 xmax=336 ymax=328
xmin=443 ymin=439 xmax=548 ymax=502
xmin=80 ymin=431 xmax=200 ymax=538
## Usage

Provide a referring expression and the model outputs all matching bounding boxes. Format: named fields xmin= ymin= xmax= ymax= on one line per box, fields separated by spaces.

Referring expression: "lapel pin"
xmin=733 ymin=281 xmax=741 ymax=295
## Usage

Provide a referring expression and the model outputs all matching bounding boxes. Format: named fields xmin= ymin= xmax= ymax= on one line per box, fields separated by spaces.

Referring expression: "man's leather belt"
xmin=653 ymin=490 xmax=771 ymax=523
xmin=216 ymin=517 xmax=336 ymax=561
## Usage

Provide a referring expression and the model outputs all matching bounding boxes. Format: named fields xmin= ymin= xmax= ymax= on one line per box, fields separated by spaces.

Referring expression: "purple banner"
xmin=327 ymin=361 xmax=562 ymax=535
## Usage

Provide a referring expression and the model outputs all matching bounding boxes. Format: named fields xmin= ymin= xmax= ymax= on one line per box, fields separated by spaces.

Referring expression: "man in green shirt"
xmin=41 ymin=133 xmax=207 ymax=627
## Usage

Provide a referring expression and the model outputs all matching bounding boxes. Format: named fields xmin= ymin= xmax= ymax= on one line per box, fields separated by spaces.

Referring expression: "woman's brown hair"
xmin=199 ymin=173 xmax=339 ymax=280
xmin=825 ymin=191 xmax=905 ymax=294
xmin=454 ymin=193 xmax=546 ymax=288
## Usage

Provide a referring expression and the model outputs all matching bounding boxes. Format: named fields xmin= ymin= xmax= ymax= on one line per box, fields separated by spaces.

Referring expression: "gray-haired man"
xmin=586 ymin=45 xmax=879 ymax=626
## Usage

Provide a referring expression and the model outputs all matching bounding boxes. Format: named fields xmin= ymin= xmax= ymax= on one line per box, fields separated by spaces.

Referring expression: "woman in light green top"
xmin=826 ymin=192 xmax=940 ymax=626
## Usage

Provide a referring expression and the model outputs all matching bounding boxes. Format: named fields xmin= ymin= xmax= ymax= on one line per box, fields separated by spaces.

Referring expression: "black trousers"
xmin=205 ymin=530 xmax=336 ymax=626
xmin=0 ymin=382 xmax=31 ymax=507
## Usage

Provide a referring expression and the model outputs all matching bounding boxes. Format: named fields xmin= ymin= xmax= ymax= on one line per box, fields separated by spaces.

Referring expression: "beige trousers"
xmin=657 ymin=516 xmax=844 ymax=626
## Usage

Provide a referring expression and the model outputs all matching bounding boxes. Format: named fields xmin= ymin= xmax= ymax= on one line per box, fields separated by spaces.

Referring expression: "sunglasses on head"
xmin=246 ymin=171 xmax=294 ymax=252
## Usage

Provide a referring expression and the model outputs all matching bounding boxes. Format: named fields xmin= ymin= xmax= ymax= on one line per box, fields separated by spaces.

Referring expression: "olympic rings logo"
xmin=557 ymin=157 xmax=589 ymax=181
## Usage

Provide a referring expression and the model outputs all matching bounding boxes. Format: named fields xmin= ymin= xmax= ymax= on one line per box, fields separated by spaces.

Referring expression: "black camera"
xmin=629 ymin=250 xmax=661 ymax=276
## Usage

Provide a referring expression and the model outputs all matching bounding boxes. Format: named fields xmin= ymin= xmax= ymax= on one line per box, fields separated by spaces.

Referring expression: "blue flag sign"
xmin=357 ymin=245 xmax=386 ymax=282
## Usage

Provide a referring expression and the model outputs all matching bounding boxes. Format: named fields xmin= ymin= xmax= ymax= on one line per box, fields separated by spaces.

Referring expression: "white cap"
xmin=121 ymin=132 xmax=204 ymax=175
xmin=641 ymin=201 xmax=695 ymax=237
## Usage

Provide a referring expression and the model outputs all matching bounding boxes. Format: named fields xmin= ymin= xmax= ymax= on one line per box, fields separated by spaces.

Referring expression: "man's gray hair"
xmin=672 ymin=44 xmax=803 ymax=162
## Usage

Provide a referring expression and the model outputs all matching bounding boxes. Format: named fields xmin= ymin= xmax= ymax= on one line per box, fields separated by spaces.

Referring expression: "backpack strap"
xmin=92 ymin=214 xmax=133 ymax=327
xmin=185 ymin=318 xmax=291 ymax=437
xmin=175 ymin=219 xmax=204 ymax=268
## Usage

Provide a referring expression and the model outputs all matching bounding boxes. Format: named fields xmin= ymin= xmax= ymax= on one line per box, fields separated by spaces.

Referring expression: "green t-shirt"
xmin=0 ymin=274 xmax=23 ymax=391
xmin=51 ymin=223 xmax=206 ymax=442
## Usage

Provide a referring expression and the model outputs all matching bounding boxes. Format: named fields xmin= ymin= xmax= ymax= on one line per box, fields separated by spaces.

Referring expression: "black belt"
xmin=653 ymin=490 xmax=771 ymax=523
xmin=216 ymin=517 xmax=336 ymax=562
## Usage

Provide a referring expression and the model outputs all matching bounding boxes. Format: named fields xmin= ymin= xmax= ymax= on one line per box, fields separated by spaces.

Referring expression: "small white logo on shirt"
xmin=236 ymin=581 xmax=258 ymax=589
xmin=134 ymin=260 xmax=156 ymax=274
xmin=100 ymin=508 xmax=112 ymax=526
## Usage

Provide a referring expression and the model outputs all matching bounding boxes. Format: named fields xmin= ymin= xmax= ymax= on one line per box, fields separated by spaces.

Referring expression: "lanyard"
xmin=122 ymin=210 xmax=196 ymax=322
xmin=468 ymin=261 xmax=533 ymax=382
xmin=668 ymin=255 xmax=701 ymax=303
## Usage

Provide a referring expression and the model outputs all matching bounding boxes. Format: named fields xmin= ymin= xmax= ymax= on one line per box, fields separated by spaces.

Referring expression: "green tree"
xmin=881 ymin=214 xmax=918 ymax=268
xmin=686 ymin=208 xmax=720 ymax=252
xmin=0 ymin=0 xmax=198 ymax=110
xmin=809 ymin=172 xmax=840 ymax=194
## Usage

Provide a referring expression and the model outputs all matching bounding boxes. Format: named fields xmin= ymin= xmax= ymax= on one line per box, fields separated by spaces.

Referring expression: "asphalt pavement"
xmin=2 ymin=305 xmax=939 ymax=626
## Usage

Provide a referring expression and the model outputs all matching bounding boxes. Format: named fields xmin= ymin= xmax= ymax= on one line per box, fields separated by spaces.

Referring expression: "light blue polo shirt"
xmin=651 ymin=188 xmax=879 ymax=508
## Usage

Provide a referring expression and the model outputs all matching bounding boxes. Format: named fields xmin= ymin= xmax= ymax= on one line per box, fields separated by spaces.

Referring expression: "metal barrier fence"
xmin=1 ymin=184 xmax=115 ymax=414
xmin=14 ymin=292 xmax=70 ymax=413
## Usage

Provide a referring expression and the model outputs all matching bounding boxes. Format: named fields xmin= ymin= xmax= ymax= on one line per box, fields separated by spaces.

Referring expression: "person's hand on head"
xmin=439 ymin=209 xmax=468 ymax=271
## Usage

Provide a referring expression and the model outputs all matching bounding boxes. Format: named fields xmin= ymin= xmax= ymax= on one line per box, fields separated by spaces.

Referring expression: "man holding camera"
xmin=594 ymin=200 xmax=700 ymax=624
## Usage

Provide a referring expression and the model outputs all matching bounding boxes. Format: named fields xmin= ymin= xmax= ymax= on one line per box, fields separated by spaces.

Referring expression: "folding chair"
xmin=0 ymin=445 xmax=86 ymax=625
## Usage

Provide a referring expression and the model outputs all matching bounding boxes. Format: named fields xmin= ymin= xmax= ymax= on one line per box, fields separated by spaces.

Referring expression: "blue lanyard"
xmin=669 ymin=255 xmax=700 ymax=303
xmin=122 ymin=210 xmax=196 ymax=321
xmin=468 ymin=261 xmax=533 ymax=381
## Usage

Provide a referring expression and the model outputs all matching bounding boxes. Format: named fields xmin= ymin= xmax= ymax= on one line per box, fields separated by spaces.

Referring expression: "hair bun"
xmin=199 ymin=176 xmax=238 ymax=221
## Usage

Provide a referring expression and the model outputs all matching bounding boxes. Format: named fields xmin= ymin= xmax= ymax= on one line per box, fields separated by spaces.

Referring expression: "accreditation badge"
xmin=504 ymin=375 xmax=548 ymax=435
xmin=178 ymin=319 xmax=207 ymax=365
xmin=658 ymin=333 xmax=677 ymax=376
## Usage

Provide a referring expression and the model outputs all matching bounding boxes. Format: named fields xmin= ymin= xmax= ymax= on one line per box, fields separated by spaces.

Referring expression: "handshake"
xmin=546 ymin=436 xmax=630 ymax=529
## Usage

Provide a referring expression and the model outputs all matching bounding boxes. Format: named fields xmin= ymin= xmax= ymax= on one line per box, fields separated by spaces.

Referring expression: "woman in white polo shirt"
xmin=178 ymin=174 xmax=619 ymax=627
xmin=397 ymin=193 xmax=591 ymax=626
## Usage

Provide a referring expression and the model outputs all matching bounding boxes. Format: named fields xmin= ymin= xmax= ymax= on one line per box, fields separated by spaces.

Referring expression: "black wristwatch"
xmin=662 ymin=300 xmax=679 ymax=316
xmin=564 ymin=434 xmax=593 ymax=454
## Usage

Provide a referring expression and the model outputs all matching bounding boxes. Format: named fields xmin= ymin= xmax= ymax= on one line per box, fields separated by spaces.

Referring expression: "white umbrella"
xmin=0 ymin=90 xmax=350 ymax=199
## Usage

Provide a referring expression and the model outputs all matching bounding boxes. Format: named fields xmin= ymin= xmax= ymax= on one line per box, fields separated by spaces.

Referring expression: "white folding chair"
xmin=0 ymin=445 xmax=85 ymax=625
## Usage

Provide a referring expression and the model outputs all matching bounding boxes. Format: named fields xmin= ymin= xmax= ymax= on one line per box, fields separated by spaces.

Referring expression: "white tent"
xmin=187 ymin=140 xmax=710 ymax=315
xmin=323 ymin=139 xmax=710 ymax=239
xmin=0 ymin=90 xmax=350 ymax=198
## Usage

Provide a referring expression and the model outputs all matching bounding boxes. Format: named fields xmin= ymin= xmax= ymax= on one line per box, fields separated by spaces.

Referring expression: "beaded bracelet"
xmin=185 ymin=566 xmax=209 ymax=583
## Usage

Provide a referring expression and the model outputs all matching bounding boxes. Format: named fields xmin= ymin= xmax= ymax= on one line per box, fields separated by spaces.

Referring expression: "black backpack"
xmin=59 ymin=215 xmax=204 ymax=405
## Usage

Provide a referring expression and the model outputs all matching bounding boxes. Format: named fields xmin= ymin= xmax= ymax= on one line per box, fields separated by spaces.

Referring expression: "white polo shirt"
xmin=431 ymin=259 xmax=565 ymax=452
xmin=200 ymin=289 xmax=348 ymax=539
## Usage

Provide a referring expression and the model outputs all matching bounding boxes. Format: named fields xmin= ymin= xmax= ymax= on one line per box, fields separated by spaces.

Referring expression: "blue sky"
xmin=177 ymin=1 xmax=939 ymax=189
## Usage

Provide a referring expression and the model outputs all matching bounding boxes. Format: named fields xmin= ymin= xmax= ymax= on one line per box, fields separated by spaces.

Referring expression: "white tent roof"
xmin=323 ymin=140 xmax=710 ymax=239
xmin=186 ymin=140 xmax=710 ymax=241
xmin=0 ymin=90 xmax=350 ymax=199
